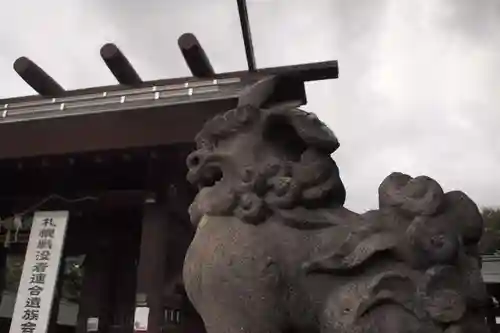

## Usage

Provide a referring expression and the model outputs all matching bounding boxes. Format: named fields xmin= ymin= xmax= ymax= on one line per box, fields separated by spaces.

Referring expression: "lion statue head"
xmin=186 ymin=102 xmax=346 ymax=227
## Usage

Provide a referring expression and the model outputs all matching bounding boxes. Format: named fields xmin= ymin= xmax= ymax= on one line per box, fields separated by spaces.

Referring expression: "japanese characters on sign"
xmin=9 ymin=211 xmax=69 ymax=333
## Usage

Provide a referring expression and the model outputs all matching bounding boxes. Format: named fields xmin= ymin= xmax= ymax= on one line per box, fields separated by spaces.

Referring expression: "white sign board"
xmin=134 ymin=307 xmax=149 ymax=332
xmin=9 ymin=211 xmax=69 ymax=333
xmin=86 ymin=317 xmax=99 ymax=332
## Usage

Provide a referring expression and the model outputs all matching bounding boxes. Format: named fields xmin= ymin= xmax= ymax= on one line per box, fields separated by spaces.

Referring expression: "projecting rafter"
xmin=100 ymin=43 xmax=142 ymax=85
xmin=13 ymin=57 xmax=65 ymax=98
xmin=178 ymin=33 xmax=216 ymax=78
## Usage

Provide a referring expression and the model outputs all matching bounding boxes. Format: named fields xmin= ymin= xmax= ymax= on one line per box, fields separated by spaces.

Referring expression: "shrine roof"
xmin=0 ymin=61 xmax=337 ymax=125
xmin=0 ymin=27 xmax=338 ymax=158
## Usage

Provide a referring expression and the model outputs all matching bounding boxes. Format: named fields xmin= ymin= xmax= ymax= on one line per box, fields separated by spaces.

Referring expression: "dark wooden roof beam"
xmin=178 ymin=33 xmax=215 ymax=78
xmin=13 ymin=57 xmax=65 ymax=98
xmin=258 ymin=61 xmax=339 ymax=82
xmin=100 ymin=43 xmax=142 ymax=86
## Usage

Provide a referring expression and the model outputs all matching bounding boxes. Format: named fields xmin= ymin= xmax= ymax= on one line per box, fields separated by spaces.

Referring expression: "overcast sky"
xmin=0 ymin=0 xmax=498 ymax=212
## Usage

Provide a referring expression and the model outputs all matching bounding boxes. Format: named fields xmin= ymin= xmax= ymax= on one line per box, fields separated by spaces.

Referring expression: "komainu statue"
xmin=183 ymin=103 xmax=489 ymax=333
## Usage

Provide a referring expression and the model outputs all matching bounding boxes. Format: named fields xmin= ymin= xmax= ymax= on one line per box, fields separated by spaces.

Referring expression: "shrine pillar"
xmin=134 ymin=148 xmax=195 ymax=333
xmin=134 ymin=198 xmax=168 ymax=333
xmin=76 ymin=213 xmax=114 ymax=333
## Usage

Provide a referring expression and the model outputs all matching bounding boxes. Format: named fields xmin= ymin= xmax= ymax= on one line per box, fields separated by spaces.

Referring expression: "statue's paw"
xmin=405 ymin=216 xmax=460 ymax=267
xmin=421 ymin=266 xmax=466 ymax=324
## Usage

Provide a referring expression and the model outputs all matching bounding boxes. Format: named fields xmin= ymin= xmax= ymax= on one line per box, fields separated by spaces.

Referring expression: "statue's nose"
xmin=186 ymin=151 xmax=208 ymax=185
xmin=187 ymin=151 xmax=204 ymax=170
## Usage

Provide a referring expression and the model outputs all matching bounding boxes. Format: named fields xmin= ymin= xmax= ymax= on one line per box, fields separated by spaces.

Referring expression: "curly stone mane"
xmin=187 ymin=103 xmax=347 ymax=227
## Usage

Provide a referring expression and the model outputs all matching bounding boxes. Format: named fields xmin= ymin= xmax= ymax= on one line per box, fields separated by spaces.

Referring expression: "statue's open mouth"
xmin=198 ymin=165 xmax=223 ymax=190
xmin=188 ymin=163 xmax=224 ymax=191
xmin=187 ymin=161 xmax=231 ymax=226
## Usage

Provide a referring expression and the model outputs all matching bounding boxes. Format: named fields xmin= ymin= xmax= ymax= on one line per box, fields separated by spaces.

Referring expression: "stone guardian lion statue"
xmin=183 ymin=103 xmax=489 ymax=333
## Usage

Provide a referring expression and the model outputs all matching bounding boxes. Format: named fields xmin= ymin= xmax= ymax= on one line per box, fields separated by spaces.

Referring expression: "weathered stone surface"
xmin=183 ymin=104 xmax=489 ymax=333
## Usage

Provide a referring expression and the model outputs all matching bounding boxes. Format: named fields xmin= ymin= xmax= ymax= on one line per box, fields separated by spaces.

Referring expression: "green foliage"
xmin=61 ymin=256 xmax=84 ymax=302
xmin=3 ymin=254 xmax=84 ymax=302
xmin=5 ymin=255 xmax=23 ymax=292
xmin=479 ymin=207 xmax=500 ymax=255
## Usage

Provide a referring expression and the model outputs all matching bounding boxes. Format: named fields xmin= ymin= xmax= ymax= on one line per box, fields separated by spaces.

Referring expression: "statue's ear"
xmin=263 ymin=104 xmax=340 ymax=154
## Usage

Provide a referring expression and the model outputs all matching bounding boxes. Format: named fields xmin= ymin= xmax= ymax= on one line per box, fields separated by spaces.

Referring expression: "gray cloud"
xmin=440 ymin=0 xmax=500 ymax=40
xmin=0 ymin=0 xmax=498 ymax=212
